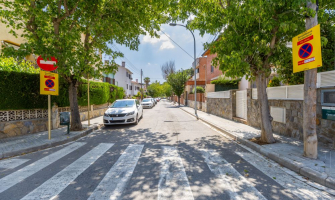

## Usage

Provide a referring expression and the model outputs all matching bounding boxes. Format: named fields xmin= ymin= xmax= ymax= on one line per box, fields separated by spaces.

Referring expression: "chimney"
xmin=136 ymin=79 xmax=138 ymax=83
xmin=122 ymin=61 xmax=125 ymax=67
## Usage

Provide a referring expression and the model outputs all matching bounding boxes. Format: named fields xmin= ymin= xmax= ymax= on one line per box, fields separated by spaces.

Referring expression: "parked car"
xmin=156 ymin=98 xmax=160 ymax=102
xmin=103 ymin=99 xmax=143 ymax=126
xmin=152 ymin=98 xmax=157 ymax=105
xmin=141 ymin=98 xmax=154 ymax=108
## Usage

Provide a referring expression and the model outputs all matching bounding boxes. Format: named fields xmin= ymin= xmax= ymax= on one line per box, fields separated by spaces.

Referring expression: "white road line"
xmin=236 ymin=152 xmax=334 ymax=200
xmin=0 ymin=142 xmax=86 ymax=193
xmin=200 ymin=149 xmax=267 ymax=200
xmin=88 ymin=144 xmax=144 ymax=200
xmin=158 ymin=146 xmax=194 ymax=200
xmin=0 ymin=158 xmax=30 ymax=169
xmin=21 ymin=143 xmax=113 ymax=200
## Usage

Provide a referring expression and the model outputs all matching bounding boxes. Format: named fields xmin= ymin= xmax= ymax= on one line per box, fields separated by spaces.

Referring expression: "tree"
xmin=162 ymin=82 xmax=172 ymax=97
xmin=147 ymin=81 xmax=162 ymax=97
xmin=144 ymin=77 xmax=150 ymax=89
xmin=161 ymin=60 xmax=176 ymax=80
xmin=175 ymin=0 xmax=319 ymax=143
xmin=167 ymin=70 xmax=188 ymax=106
xmin=277 ymin=11 xmax=335 ymax=85
xmin=1 ymin=0 xmax=169 ymax=130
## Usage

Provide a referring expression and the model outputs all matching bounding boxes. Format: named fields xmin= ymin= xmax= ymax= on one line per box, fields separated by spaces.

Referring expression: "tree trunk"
xmin=303 ymin=1 xmax=318 ymax=159
xmin=178 ymin=96 xmax=180 ymax=106
xmin=69 ymin=78 xmax=82 ymax=131
xmin=256 ymin=72 xmax=275 ymax=143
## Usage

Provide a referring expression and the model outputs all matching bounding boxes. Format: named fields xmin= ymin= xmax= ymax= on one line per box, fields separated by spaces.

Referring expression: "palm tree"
xmin=144 ymin=77 xmax=150 ymax=88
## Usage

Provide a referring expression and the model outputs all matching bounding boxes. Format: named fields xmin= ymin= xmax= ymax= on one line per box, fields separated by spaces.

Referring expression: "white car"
xmin=103 ymin=99 xmax=143 ymax=126
xmin=141 ymin=98 xmax=154 ymax=108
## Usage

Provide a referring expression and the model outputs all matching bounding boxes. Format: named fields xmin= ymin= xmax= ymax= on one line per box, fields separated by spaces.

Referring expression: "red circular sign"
xmin=37 ymin=56 xmax=58 ymax=71
xmin=45 ymin=79 xmax=55 ymax=88
xmin=298 ymin=43 xmax=313 ymax=59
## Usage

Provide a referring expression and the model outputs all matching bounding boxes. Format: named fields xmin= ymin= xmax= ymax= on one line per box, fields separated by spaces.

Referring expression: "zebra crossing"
xmin=0 ymin=142 xmax=332 ymax=200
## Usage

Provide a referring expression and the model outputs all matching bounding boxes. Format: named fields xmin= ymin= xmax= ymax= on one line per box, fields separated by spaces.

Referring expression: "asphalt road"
xmin=0 ymin=100 xmax=334 ymax=200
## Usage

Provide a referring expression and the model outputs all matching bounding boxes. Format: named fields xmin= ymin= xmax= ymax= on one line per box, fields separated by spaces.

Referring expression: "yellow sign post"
xmin=292 ymin=24 xmax=322 ymax=73
xmin=40 ymin=71 xmax=59 ymax=139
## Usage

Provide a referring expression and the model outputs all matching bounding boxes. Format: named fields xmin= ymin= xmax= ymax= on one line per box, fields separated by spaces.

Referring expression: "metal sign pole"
xmin=48 ymin=94 xmax=51 ymax=140
xmin=88 ymin=74 xmax=90 ymax=127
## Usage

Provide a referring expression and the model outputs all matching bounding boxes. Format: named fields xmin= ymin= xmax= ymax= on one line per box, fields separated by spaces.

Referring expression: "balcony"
xmin=192 ymin=58 xmax=200 ymax=68
xmin=192 ymin=73 xmax=199 ymax=80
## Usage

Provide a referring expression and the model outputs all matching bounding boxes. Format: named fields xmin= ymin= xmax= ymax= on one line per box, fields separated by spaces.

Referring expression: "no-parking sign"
xmin=40 ymin=71 xmax=59 ymax=95
xmin=292 ymin=24 xmax=322 ymax=73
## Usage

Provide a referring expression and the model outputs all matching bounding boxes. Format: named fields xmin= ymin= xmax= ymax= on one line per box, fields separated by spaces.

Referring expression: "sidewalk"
xmin=179 ymin=105 xmax=335 ymax=190
xmin=0 ymin=116 xmax=103 ymax=159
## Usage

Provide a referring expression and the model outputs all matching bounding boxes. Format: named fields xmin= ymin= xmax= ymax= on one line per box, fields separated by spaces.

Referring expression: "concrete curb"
xmin=1 ymin=124 xmax=102 ymax=159
xmin=179 ymin=106 xmax=335 ymax=190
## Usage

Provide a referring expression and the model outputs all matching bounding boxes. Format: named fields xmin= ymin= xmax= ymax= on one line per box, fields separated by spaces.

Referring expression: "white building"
xmin=113 ymin=61 xmax=133 ymax=97
xmin=131 ymin=80 xmax=142 ymax=96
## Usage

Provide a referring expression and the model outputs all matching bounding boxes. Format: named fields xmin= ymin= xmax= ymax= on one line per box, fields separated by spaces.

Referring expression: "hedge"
xmin=0 ymin=70 xmax=124 ymax=110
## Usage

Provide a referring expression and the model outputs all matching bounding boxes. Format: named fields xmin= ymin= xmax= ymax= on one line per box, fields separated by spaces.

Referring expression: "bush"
xmin=268 ymin=76 xmax=281 ymax=87
xmin=192 ymin=86 xmax=205 ymax=93
xmin=0 ymin=70 xmax=124 ymax=110
xmin=0 ymin=57 xmax=40 ymax=74
xmin=210 ymin=77 xmax=240 ymax=86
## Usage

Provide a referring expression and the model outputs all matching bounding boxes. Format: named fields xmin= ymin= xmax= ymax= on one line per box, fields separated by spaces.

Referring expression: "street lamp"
xmin=169 ymin=23 xmax=198 ymax=119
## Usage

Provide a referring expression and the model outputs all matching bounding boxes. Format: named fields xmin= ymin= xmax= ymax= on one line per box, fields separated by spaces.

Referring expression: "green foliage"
xmin=162 ymin=82 xmax=172 ymax=97
xmin=0 ymin=71 xmax=48 ymax=110
xmin=78 ymin=80 xmax=110 ymax=106
xmin=147 ymin=81 xmax=162 ymax=97
xmin=0 ymin=70 xmax=123 ymax=110
xmin=0 ymin=57 xmax=39 ymax=74
xmin=192 ymin=86 xmax=205 ymax=93
xmin=167 ymin=70 xmax=188 ymax=97
xmin=211 ymin=77 xmax=240 ymax=86
xmin=268 ymin=77 xmax=281 ymax=87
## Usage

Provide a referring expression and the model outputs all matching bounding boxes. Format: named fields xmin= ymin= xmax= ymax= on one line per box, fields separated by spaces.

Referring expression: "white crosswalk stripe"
xmin=0 ymin=158 xmax=29 ymax=169
xmin=158 ymin=146 xmax=194 ymax=200
xmin=0 ymin=142 xmax=86 ymax=193
xmin=236 ymin=151 xmax=335 ymax=200
xmin=21 ymin=143 xmax=114 ymax=200
xmin=88 ymin=144 xmax=144 ymax=200
xmin=200 ymin=149 xmax=267 ymax=200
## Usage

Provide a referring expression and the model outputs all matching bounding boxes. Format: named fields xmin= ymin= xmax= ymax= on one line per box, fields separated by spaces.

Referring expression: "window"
xmin=127 ymin=84 xmax=128 ymax=89
xmin=211 ymin=65 xmax=214 ymax=73
xmin=130 ymin=85 xmax=133 ymax=90
xmin=196 ymin=68 xmax=199 ymax=73
xmin=126 ymin=72 xmax=128 ymax=77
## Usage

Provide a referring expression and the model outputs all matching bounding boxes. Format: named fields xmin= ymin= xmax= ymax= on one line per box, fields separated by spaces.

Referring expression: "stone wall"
xmin=248 ymin=99 xmax=303 ymax=140
xmin=206 ymin=90 xmax=236 ymax=120
xmin=247 ymin=87 xmax=335 ymax=146
xmin=187 ymin=100 xmax=202 ymax=110
xmin=0 ymin=106 xmax=107 ymax=139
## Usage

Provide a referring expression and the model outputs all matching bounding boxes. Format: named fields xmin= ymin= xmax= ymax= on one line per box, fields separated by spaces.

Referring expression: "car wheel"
xmin=140 ymin=111 xmax=143 ymax=119
xmin=134 ymin=114 xmax=139 ymax=125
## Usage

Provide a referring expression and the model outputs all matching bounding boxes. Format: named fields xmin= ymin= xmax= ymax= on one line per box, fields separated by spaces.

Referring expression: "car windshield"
xmin=142 ymin=99 xmax=151 ymax=102
xmin=111 ymin=100 xmax=134 ymax=108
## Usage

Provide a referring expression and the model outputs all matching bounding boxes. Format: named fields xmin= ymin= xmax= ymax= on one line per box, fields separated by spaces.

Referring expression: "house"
xmin=104 ymin=61 xmax=133 ymax=97
xmin=0 ymin=23 xmax=36 ymax=62
xmin=185 ymin=57 xmax=207 ymax=94
xmin=131 ymin=79 xmax=142 ymax=96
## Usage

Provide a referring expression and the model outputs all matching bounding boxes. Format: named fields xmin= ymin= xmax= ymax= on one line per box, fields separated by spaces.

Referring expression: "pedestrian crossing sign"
xmin=40 ymin=71 xmax=59 ymax=95
xmin=292 ymin=24 xmax=322 ymax=73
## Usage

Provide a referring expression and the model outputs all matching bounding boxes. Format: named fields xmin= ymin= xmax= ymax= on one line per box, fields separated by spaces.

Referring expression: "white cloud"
xmin=142 ymin=32 xmax=175 ymax=50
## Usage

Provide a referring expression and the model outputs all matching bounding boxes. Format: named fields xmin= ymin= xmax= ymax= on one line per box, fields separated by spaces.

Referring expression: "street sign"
xmin=37 ymin=56 xmax=58 ymax=71
xmin=322 ymin=107 xmax=335 ymax=121
xmin=292 ymin=24 xmax=322 ymax=73
xmin=40 ymin=71 xmax=59 ymax=95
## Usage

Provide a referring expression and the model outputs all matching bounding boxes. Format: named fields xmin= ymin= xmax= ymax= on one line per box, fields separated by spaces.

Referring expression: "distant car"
xmin=152 ymin=98 xmax=157 ymax=105
xmin=141 ymin=98 xmax=154 ymax=108
xmin=104 ymin=99 xmax=143 ymax=126
xmin=156 ymin=98 xmax=160 ymax=102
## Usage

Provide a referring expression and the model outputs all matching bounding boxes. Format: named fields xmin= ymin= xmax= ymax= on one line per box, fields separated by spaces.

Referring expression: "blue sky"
xmin=107 ymin=23 xmax=213 ymax=84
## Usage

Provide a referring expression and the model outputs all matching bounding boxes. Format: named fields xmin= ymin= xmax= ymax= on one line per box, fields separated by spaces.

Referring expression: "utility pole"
xmin=303 ymin=1 xmax=318 ymax=159
xmin=141 ymin=69 xmax=143 ymax=100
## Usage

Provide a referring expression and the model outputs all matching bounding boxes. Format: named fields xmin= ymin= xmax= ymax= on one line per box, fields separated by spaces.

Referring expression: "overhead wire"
xmin=111 ymin=44 xmax=141 ymax=75
xmin=160 ymin=30 xmax=194 ymax=59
